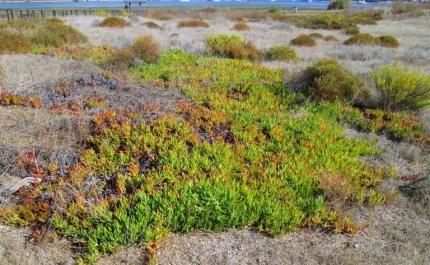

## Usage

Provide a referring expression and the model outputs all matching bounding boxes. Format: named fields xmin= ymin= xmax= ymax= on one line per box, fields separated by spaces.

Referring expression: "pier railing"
xmin=3 ymin=9 xmax=145 ymax=21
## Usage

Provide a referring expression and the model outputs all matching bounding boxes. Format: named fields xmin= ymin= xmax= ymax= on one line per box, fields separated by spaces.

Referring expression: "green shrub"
xmin=131 ymin=35 xmax=161 ymax=63
xmin=143 ymin=21 xmax=163 ymax=30
xmin=31 ymin=28 xmax=64 ymax=47
xmin=297 ymin=13 xmax=349 ymax=30
xmin=309 ymin=32 xmax=324 ymax=39
xmin=0 ymin=29 xmax=32 ymax=54
xmin=377 ymin=35 xmax=400 ymax=48
xmin=349 ymin=15 xmax=377 ymax=25
xmin=43 ymin=23 xmax=88 ymax=44
xmin=370 ymin=62 xmax=430 ymax=111
xmin=344 ymin=33 xmax=377 ymax=46
xmin=177 ymin=19 xmax=210 ymax=28
xmin=99 ymin=16 xmax=129 ymax=28
xmin=294 ymin=57 xmax=369 ymax=103
xmin=345 ymin=26 xmax=360 ymax=35
xmin=266 ymin=45 xmax=300 ymax=62
xmin=232 ymin=21 xmax=251 ymax=31
xmin=290 ymin=34 xmax=316 ymax=47
xmin=204 ymin=33 xmax=262 ymax=60
xmin=328 ymin=0 xmax=349 ymax=10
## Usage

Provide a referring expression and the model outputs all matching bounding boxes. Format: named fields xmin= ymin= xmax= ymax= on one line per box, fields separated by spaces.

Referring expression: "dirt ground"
xmin=1 ymin=8 xmax=430 ymax=265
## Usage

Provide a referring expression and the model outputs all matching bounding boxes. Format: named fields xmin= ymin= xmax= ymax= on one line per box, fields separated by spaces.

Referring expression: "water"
xmin=0 ymin=1 xmax=378 ymax=10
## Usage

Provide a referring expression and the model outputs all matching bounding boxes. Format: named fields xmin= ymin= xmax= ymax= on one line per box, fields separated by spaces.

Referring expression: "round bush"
xmin=296 ymin=57 xmax=369 ymax=103
xmin=377 ymin=35 xmax=400 ymax=48
xmin=328 ymin=0 xmax=349 ymax=10
xmin=233 ymin=21 xmax=251 ymax=31
xmin=99 ymin=17 xmax=129 ymax=28
xmin=290 ymin=34 xmax=316 ymax=47
xmin=345 ymin=26 xmax=360 ymax=35
xmin=344 ymin=33 xmax=376 ymax=46
xmin=266 ymin=45 xmax=300 ymax=62
xmin=131 ymin=35 xmax=161 ymax=63
xmin=143 ymin=21 xmax=163 ymax=30
xmin=204 ymin=33 xmax=261 ymax=60
xmin=323 ymin=35 xmax=338 ymax=42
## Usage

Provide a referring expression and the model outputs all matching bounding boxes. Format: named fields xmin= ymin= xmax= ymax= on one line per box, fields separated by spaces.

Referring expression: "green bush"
xmin=232 ymin=21 xmax=251 ymax=31
xmin=377 ymin=35 xmax=400 ymax=48
xmin=131 ymin=35 xmax=161 ymax=63
xmin=344 ymin=33 xmax=377 ymax=46
xmin=290 ymin=34 xmax=316 ymax=47
xmin=294 ymin=57 xmax=369 ymax=103
xmin=0 ymin=29 xmax=32 ymax=54
xmin=328 ymin=0 xmax=349 ymax=10
xmin=370 ymin=62 xmax=430 ymax=111
xmin=31 ymin=28 xmax=64 ymax=47
xmin=177 ymin=19 xmax=210 ymax=28
xmin=297 ymin=13 xmax=349 ymax=30
xmin=345 ymin=26 xmax=360 ymax=35
xmin=99 ymin=16 xmax=129 ymax=28
xmin=42 ymin=23 xmax=88 ymax=44
xmin=204 ymin=33 xmax=262 ymax=60
xmin=266 ymin=45 xmax=300 ymax=62
xmin=104 ymin=48 xmax=134 ymax=72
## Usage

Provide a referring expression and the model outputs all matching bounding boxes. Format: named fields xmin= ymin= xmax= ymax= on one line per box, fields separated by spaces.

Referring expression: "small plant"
xmin=99 ymin=16 xmax=129 ymax=28
xmin=266 ymin=45 xmax=300 ymax=62
xmin=345 ymin=26 xmax=360 ymax=35
xmin=290 ymin=34 xmax=316 ymax=47
xmin=131 ymin=35 xmax=161 ymax=63
xmin=204 ymin=33 xmax=261 ymax=60
xmin=104 ymin=48 xmax=134 ymax=72
xmin=344 ymin=33 xmax=377 ymax=46
xmin=177 ymin=19 xmax=210 ymax=28
xmin=328 ymin=0 xmax=349 ymax=10
xmin=377 ymin=35 xmax=400 ymax=48
xmin=41 ymin=21 xmax=88 ymax=45
xmin=309 ymin=32 xmax=324 ymax=39
xmin=232 ymin=21 xmax=250 ymax=31
xmin=323 ymin=35 xmax=338 ymax=42
xmin=143 ymin=21 xmax=163 ymax=30
xmin=292 ymin=57 xmax=369 ymax=103
xmin=370 ymin=62 xmax=430 ymax=111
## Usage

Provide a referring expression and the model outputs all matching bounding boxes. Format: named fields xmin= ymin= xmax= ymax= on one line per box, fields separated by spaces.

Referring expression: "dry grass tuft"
xmin=142 ymin=21 xmax=164 ymax=30
xmin=290 ymin=34 xmax=317 ymax=47
xmin=99 ymin=16 xmax=129 ymax=28
xmin=232 ymin=21 xmax=250 ymax=31
xmin=131 ymin=35 xmax=161 ymax=63
xmin=177 ymin=19 xmax=210 ymax=28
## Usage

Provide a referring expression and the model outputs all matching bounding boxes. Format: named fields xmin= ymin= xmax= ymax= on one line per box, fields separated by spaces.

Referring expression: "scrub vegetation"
xmin=0 ymin=4 xmax=430 ymax=265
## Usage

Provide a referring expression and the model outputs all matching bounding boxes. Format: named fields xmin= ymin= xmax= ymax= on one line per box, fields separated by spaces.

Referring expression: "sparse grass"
xmin=232 ymin=21 xmax=250 ymax=31
xmin=323 ymin=35 xmax=338 ymax=42
xmin=99 ymin=16 xmax=129 ymax=28
xmin=177 ymin=19 xmax=210 ymax=28
xmin=290 ymin=34 xmax=317 ymax=47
